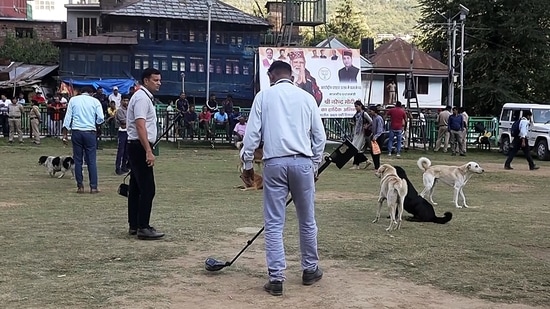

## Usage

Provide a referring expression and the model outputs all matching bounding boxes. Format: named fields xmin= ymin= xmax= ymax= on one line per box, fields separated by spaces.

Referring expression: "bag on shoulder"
xmin=511 ymin=119 xmax=521 ymax=138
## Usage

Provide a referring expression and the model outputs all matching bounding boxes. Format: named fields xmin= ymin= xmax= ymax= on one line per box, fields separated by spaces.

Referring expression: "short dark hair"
xmin=524 ymin=110 xmax=532 ymax=117
xmin=141 ymin=67 xmax=161 ymax=84
xmin=80 ymin=86 xmax=95 ymax=94
xmin=395 ymin=101 xmax=402 ymax=107
xmin=445 ymin=105 xmax=452 ymax=111
xmin=268 ymin=60 xmax=291 ymax=75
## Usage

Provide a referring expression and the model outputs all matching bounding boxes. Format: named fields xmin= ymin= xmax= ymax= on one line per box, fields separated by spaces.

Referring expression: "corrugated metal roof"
xmin=54 ymin=32 xmax=138 ymax=45
xmin=0 ymin=64 xmax=58 ymax=88
xmin=369 ymin=38 xmax=448 ymax=76
xmin=316 ymin=36 xmax=373 ymax=70
xmin=104 ymin=0 xmax=270 ymax=27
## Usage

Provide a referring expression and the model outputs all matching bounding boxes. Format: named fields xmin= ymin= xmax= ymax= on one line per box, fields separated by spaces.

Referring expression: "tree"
xmin=325 ymin=0 xmax=374 ymax=48
xmin=0 ymin=33 xmax=59 ymax=65
xmin=417 ymin=0 xmax=550 ymax=115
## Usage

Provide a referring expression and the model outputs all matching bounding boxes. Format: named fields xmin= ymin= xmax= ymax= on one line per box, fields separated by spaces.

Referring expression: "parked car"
xmin=498 ymin=103 xmax=550 ymax=160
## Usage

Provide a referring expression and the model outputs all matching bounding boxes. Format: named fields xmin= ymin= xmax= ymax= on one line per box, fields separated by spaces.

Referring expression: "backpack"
xmin=511 ymin=119 xmax=521 ymax=138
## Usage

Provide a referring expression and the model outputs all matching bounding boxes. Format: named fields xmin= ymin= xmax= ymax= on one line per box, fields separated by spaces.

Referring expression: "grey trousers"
xmin=263 ymin=155 xmax=319 ymax=282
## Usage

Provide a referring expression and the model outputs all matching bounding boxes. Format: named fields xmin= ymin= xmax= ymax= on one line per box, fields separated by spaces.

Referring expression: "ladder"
xmin=404 ymin=44 xmax=428 ymax=151
xmin=276 ymin=21 xmax=295 ymax=47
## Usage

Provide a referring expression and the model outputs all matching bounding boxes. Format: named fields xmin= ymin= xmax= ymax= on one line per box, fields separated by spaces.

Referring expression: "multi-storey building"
xmin=56 ymin=0 xmax=270 ymax=104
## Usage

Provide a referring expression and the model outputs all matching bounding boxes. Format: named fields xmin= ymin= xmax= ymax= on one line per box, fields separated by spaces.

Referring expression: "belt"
xmin=9 ymin=116 xmax=21 ymax=119
xmin=128 ymin=140 xmax=154 ymax=146
xmin=73 ymin=129 xmax=96 ymax=133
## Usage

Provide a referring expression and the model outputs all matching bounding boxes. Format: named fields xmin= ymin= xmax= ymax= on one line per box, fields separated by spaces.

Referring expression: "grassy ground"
xmin=0 ymin=139 xmax=548 ymax=308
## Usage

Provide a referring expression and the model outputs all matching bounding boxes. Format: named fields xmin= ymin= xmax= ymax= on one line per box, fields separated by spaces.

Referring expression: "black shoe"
xmin=129 ymin=228 xmax=137 ymax=235
xmin=530 ymin=166 xmax=540 ymax=170
xmin=302 ymin=266 xmax=323 ymax=285
xmin=116 ymin=170 xmax=125 ymax=175
xmin=137 ymin=227 xmax=165 ymax=240
xmin=504 ymin=166 xmax=513 ymax=170
xmin=460 ymin=153 xmax=466 ymax=156
xmin=121 ymin=168 xmax=130 ymax=173
xmin=263 ymin=280 xmax=283 ymax=296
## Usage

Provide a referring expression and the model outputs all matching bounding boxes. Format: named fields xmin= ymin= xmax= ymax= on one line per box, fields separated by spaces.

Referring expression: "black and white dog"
xmin=38 ymin=156 xmax=75 ymax=179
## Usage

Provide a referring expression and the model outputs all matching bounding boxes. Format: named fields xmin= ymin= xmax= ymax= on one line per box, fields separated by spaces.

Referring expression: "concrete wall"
xmin=66 ymin=10 xmax=100 ymax=39
xmin=28 ymin=0 xmax=68 ymax=21
xmin=362 ymin=73 xmax=444 ymax=106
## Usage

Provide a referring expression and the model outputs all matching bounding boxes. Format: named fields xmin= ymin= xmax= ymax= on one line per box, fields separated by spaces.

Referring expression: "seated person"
xmin=213 ymin=108 xmax=229 ymax=140
xmin=233 ymin=116 xmax=247 ymax=145
xmin=229 ymin=108 xmax=242 ymax=132
xmin=183 ymin=105 xmax=198 ymax=139
xmin=198 ymin=105 xmax=212 ymax=139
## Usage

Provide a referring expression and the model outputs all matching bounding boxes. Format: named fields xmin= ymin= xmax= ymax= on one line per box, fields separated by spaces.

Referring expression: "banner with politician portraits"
xmin=258 ymin=47 xmax=363 ymax=118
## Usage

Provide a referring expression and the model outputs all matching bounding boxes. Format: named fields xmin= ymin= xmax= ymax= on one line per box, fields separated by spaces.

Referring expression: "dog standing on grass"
xmin=417 ymin=157 xmax=484 ymax=208
xmin=374 ymin=164 xmax=408 ymax=231
xmin=38 ymin=155 xmax=75 ymax=179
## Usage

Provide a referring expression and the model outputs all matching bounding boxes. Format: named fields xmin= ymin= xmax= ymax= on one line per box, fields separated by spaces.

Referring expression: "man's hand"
xmin=521 ymin=138 xmax=526 ymax=148
xmin=146 ymin=150 xmax=155 ymax=167
xmin=62 ymin=135 xmax=68 ymax=145
xmin=240 ymin=168 xmax=255 ymax=188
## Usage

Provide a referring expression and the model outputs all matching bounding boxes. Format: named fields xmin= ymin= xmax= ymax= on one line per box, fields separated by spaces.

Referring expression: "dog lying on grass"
xmin=374 ymin=164 xmax=408 ymax=231
xmin=394 ymin=166 xmax=452 ymax=224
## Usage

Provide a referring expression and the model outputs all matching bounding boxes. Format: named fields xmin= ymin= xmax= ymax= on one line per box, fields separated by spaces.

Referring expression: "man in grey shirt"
xmin=241 ymin=61 xmax=326 ymax=296
xmin=126 ymin=68 xmax=164 ymax=240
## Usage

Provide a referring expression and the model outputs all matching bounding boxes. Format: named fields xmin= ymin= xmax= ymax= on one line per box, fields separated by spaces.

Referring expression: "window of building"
xmin=112 ymin=55 xmax=121 ymax=62
xmin=197 ymin=32 xmax=204 ymax=43
xmin=237 ymin=36 xmax=242 ymax=46
xmin=215 ymin=34 xmax=221 ymax=44
xmin=190 ymin=62 xmax=196 ymax=72
xmin=87 ymin=54 xmax=96 ymax=62
xmin=216 ymin=63 xmax=222 ymax=74
xmin=171 ymin=60 xmax=178 ymax=71
xmin=139 ymin=29 xmax=145 ymax=39
xmin=77 ymin=17 xmax=97 ymax=37
xmin=243 ymin=64 xmax=249 ymax=75
xmin=230 ymin=36 xmax=236 ymax=45
xmin=15 ymin=28 xmax=33 ymax=38
xmin=189 ymin=31 xmax=195 ymax=42
xmin=102 ymin=55 xmax=111 ymax=62
xmin=190 ymin=56 xmax=203 ymax=73
xmin=134 ymin=59 xmax=141 ymax=70
xmin=69 ymin=54 xmax=76 ymax=61
xmin=78 ymin=54 xmax=86 ymax=61
xmin=165 ymin=21 xmax=171 ymax=40
xmin=152 ymin=59 xmax=159 ymax=69
xmin=416 ymin=76 xmax=429 ymax=95
xmin=37 ymin=0 xmax=55 ymax=10
xmin=161 ymin=60 xmax=168 ymax=71
xmin=149 ymin=20 xmax=156 ymax=40
xmin=198 ymin=63 xmax=204 ymax=73
xmin=173 ymin=56 xmax=186 ymax=72
xmin=226 ymin=59 xmax=239 ymax=74
xmin=135 ymin=54 xmax=148 ymax=70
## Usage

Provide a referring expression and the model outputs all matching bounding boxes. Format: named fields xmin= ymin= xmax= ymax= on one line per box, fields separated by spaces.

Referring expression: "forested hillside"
xmin=222 ymin=0 xmax=420 ymax=35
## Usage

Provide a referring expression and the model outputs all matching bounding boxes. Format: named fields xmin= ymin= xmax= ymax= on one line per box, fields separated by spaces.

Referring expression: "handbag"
xmin=371 ymin=140 xmax=381 ymax=155
xmin=117 ymin=172 xmax=131 ymax=197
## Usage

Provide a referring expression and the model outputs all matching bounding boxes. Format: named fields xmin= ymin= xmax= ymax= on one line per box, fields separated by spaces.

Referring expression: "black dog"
xmin=394 ymin=165 xmax=452 ymax=224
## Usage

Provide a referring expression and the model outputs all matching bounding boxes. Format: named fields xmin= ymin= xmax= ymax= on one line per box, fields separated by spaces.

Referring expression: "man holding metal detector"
xmin=240 ymin=61 xmax=327 ymax=296
xmin=126 ymin=68 xmax=165 ymax=240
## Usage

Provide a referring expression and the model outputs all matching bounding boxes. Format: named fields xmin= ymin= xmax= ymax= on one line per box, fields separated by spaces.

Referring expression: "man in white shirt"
xmin=108 ymin=86 xmax=122 ymax=109
xmin=504 ymin=110 xmax=539 ymax=170
xmin=241 ymin=61 xmax=326 ymax=296
xmin=126 ymin=68 xmax=164 ymax=240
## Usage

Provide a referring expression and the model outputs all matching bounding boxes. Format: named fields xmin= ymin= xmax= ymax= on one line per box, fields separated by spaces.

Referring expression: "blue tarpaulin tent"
xmin=61 ymin=78 xmax=136 ymax=96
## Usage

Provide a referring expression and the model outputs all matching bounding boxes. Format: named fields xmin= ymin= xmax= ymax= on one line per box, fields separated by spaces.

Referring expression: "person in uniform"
xmin=7 ymin=97 xmax=25 ymax=144
xmin=338 ymin=50 xmax=360 ymax=83
xmin=434 ymin=106 xmax=452 ymax=152
xmin=29 ymin=100 xmax=42 ymax=145
xmin=126 ymin=67 xmax=165 ymax=240
xmin=240 ymin=61 xmax=327 ymax=296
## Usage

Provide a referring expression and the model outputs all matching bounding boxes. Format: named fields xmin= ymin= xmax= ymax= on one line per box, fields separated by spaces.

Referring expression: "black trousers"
xmin=0 ymin=115 xmax=8 ymax=137
xmin=370 ymin=135 xmax=385 ymax=169
xmin=505 ymin=137 xmax=535 ymax=169
xmin=127 ymin=141 xmax=156 ymax=229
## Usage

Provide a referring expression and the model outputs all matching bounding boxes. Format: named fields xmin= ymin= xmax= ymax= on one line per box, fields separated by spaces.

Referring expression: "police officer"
xmin=7 ymin=97 xmax=24 ymax=144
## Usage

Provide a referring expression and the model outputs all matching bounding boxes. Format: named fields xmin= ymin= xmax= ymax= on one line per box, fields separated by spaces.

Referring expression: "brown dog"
xmin=236 ymin=143 xmax=264 ymax=172
xmin=374 ymin=164 xmax=408 ymax=231
xmin=236 ymin=172 xmax=264 ymax=191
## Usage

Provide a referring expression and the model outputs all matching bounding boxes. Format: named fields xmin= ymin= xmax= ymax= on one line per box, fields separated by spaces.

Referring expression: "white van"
xmin=499 ymin=103 xmax=550 ymax=160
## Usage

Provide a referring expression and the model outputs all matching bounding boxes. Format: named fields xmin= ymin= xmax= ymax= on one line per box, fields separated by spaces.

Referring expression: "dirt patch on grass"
xmin=484 ymin=183 xmax=533 ymax=193
xmin=315 ymin=191 xmax=377 ymax=202
xmin=112 ymin=236 xmax=543 ymax=309
xmin=0 ymin=201 xmax=24 ymax=208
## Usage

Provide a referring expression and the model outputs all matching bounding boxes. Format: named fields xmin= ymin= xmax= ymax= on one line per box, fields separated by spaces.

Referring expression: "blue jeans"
xmin=387 ymin=129 xmax=403 ymax=154
xmin=71 ymin=130 xmax=98 ymax=189
xmin=115 ymin=131 xmax=128 ymax=172
xmin=263 ymin=155 xmax=319 ymax=282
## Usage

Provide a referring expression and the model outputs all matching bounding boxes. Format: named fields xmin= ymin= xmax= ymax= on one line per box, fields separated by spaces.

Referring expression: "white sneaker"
xmin=388 ymin=153 xmax=392 ymax=157
xmin=396 ymin=153 xmax=401 ymax=157
xmin=349 ymin=165 xmax=359 ymax=170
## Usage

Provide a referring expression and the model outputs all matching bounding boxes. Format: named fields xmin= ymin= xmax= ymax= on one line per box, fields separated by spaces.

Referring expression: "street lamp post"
xmin=206 ymin=0 xmax=215 ymax=103
xmin=181 ymin=72 xmax=185 ymax=93
xmin=458 ymin=7 xmax=468 ymax=108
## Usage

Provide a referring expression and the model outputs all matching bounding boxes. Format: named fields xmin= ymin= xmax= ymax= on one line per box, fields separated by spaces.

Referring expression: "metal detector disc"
xmin=330 ymin=139 xmax=359 ymax=169
xmin=205 ymin=257 xmax=227 ymax=271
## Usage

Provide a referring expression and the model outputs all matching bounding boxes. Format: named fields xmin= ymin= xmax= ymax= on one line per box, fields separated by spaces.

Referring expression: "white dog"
xmin=374 ymin=164 xmax=408 ymax=231
xmin=417 ymin=157 xmax=484 ymax=208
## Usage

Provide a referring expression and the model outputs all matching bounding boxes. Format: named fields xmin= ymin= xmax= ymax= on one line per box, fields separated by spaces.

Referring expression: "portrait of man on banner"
xmin=288 ymin=50 xmax=323 ymax=106
xmin=338 ymin=50 xmax=360 ymax=83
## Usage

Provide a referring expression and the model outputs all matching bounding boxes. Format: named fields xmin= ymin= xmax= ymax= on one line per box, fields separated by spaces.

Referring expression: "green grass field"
xmin=0 ymin=139 xmax=548 ymax=308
